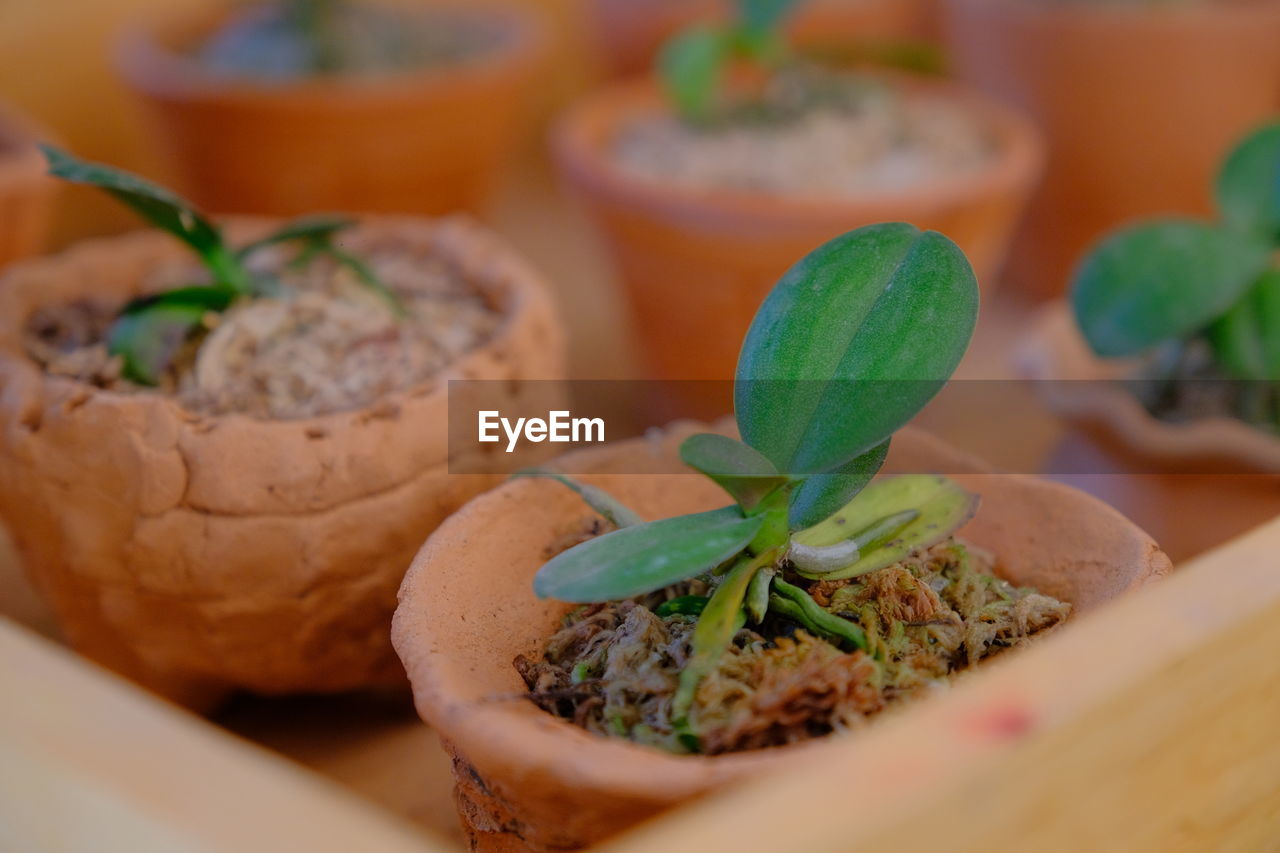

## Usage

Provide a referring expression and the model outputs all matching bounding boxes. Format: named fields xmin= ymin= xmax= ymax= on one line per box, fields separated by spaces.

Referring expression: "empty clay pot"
xmin=1019 ymin=302 xmax=1280 ymax=562
xmin=554 ymin=74 xmax=1041 ymax=393
xmin=0 ymin=216 xmax=564 ymax=710
xmin=943 ymin=0 xmax=1280 ymax=300
xmin=114 ymin=4 xmax=545 ymax=218
xmin=0 ymin=100 xmax=58 ymax=270
xmin=392 ymin=421 xmax=1169 ymax=852
xmin=586 ymin=0 xmax=937 ymax=79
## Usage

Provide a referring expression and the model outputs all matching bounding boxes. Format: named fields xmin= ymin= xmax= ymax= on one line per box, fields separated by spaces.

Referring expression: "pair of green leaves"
xmin=659 ymin=0 xmax=802 ymax=123
xmin=42 ymin=145 xmax=400 ymax=385
xmin=1072 ymin=122 xmax=1280 ymax=379
xmin=533 ymin=223 xmax=978 ymax=604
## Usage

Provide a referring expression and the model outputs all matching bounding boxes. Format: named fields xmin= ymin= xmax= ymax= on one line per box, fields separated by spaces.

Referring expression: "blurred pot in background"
xmin=587 ymin=0 xmax=938 ymax=79
xmin=115 ymin=0 xmax=545 ymax=218
xmin=0 ymin=101 xmax=58 ymax=269
xmin=555 ymin=73 xmax=1040 ymax=411
xmin=943 ymin=0 xmax=1280 ymax=300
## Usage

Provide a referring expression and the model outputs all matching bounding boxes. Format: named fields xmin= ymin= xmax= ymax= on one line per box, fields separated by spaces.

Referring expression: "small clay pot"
xmin=554 ymin=74 xmax=1041 ymax=394
xmin=0 ymin=101 xmax=58 ymax=269
xmin=586 ymin=0 xmax=937 ymax=79
xmin=114 ymin=4 xmax=545 ymax=218
xmin=392 ymin=421 xmax=1169 ymax=852
xmin=1019 ymin=302 xmax=1280 ymax=561
xmin=943 ymin=0 xmax=1280 ymax=300
xmin=0 ymin=216 xmax=564 ymax=710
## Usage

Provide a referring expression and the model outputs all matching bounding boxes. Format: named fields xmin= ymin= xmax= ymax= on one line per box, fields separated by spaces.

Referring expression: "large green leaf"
xmin=735 ymin=223 xmax=978 ymax=475
xmin=659 ymin=26 xmax=732 ymax=122
xmin=1208 ymin=269 xmax=1280 ymax=381
xmin=41 ymin=145 xmax=250 ymax=293
xmin=737 ymin=0 xmax=801 ymax=34
xmin=679 ymin=433 xmax=788 ymax=512
xmin=786 ymin=438 xmax=888 ymax=529
xmin=533 ymin=506 xmax=762 ymax=602
xmin=1216 ymin=122 xmax=1280 ymax=243
xmin=1071 ymin=220 xmax=1271 ymax=358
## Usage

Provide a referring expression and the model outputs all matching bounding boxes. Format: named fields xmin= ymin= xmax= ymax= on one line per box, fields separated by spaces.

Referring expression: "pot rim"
xmin=0 ymin=214 xmax=550 ymax=434
xmin=944 ymin=0 xmax=1280 ymax=26
xmin=392 ymin=423 xmax=1170 ymax=806
xmin=112 ymin=1 xmax=546 ymax=106
xmin=1018 ymin=301 xmax=1280 ymax=473
xmin=552 ymin=70 xmax=1044 ymax=227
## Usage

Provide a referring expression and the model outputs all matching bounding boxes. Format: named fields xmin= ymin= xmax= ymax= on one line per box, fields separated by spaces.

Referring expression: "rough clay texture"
xmin=0 ymin=216 xmax=565 ymax=710
xmin=392 ymin=422 xmax=1171 ymax=852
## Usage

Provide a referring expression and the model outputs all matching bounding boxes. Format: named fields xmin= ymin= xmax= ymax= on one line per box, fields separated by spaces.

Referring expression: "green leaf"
xmin=735 ymin=223 xmax=978 ymax=475
xmin=791 ymin=475 xmax=977 ymax=581
xmin=1071 ymin=220 xmax=1271 ymax=358
xmin=659 ymin=26 xmax=732 ymax=122
xmin=1216 ymin=121 xmax=1280 ymax=243
xmin=737 ymin=0 xmax=800 ymax=34
xmin=679 ymin=433 xmax=788 ymax=512
xmin=107 ymin=287 xmax=234 ymax=385
xmin=787 ymin=438 xmax=888 ymax=529
xmin=511 ymin=469 xmax=644 ymax=529
xmin=234 ymin=214 xmax=355 ymax=260
xmin=1208 ymin=269 xmax=1280 ymax=381
xmin=533 ymin=507 xmax=763 ymax=602
xmin=40 ymin=145 xmax=250 ymax=293
xmin=654 ymin=595 xmax=709 ymax=617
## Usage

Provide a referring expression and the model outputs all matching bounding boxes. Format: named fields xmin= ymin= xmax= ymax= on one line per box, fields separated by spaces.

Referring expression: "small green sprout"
xmin=1072 ymin=121 xmax=1280 ymax=384
xmin=519 ymin=222 xmax=982 ymax=751
xmin=41 ymin=145 xmax=404 ymax=386
xmin=659 ymin=0 xmax=804 ymax=123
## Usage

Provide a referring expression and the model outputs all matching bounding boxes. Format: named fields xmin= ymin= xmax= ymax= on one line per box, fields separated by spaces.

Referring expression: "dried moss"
xmin=516 ymin=539 xmax=1070 ymax=755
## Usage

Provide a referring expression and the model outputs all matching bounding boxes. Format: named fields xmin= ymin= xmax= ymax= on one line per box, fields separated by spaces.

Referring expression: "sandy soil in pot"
xmin=392 ymin=420 xmax=1169 ymax=851
xmin=0 ymin=216 xmax=565 ymax=710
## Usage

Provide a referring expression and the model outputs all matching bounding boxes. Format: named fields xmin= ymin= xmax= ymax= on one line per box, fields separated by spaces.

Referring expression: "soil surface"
xmin=612 ymin=68 xmax=995 ymax=197
xmin=24 ymin=232 xmax=500 ymax=420
xmin=192 ymin=1 xmax=501 ymax=79
xmin=517 ymin=534 xmax=1070 ymax=755
xmin=1135 ymin=338 xmax=1280 ymax=433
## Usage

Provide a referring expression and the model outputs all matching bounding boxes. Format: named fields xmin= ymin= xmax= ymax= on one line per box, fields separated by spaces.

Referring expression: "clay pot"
xmin=942 ymin=0 xmax=1280 ymax=300
xmin=392 ymin=421 xmax=1169 ymax=852
xmin=1019 ymin=302 xmax=1280 ymax=562
xmin=114 ymin=4 xmax=545 ymax=218
xmin=0 ymin=216 xmax=564 ymax=710
xmin=586 ymin=0 xmax=937 ymax=79
xmin=554 ymin=74 xmax=1041 ymax=394
xmin=0 ymin=101 xmax=58 ymax=269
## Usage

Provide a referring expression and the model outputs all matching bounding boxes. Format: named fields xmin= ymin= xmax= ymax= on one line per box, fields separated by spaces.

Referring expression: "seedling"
xmin=659 ymin=0 xmax=804 ymax=122
xmin=40 ymin=145 xmax=403 ymax=386
xmin=1072 ymin=123 xmax=1280 ymax=397
xmin=521 ymin=222 xmax=980 ymax=751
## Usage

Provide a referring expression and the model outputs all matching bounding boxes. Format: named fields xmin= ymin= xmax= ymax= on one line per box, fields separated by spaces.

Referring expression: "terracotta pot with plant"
xmin=115 ymin=0 xmax=545 ymax=218
xmin=557 ymin=0 xmax=1040 ymax=403
xmin=394 ymin=223 xmax=1169 ymax=852
xmin=1021 ymin=122 xmax=1280 ymax=560
xmin=0 ymin=100 xmax=58 ymax=269
xmin=0 ymin=149 xmax=564 ymax=710
xmin=943 ymin=0 xmax=1280 ymax=299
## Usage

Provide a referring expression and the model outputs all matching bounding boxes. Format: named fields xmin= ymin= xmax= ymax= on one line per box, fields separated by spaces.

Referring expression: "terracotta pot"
xmin=392 ymin=421 xmax=1169 ymax=852
xmin=554 ymin=74 xmax=1042 ymax=394
xmin=0 ymin=100 xmax=58 ymax=270
xmin=586 ymin=0 xmax=937 ymax=79
xmin=1019 ymin=302 xmax=1280 ymax=561
xmin=114 ymin=4 xmax=545 ymax=218
xmin=943 ymin=0 xmax=1280 ymax=300
xmin=0 ymin=216 xmax=565 ymax=710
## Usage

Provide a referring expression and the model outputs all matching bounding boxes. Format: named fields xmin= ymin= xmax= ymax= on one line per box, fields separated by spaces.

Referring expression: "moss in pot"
xmin=513 ymin=222 xmax=1075 ymax=754
xmin=1071 ymin=122 xmax=1280 ymax=433
xmin=0 ymin=149 xmax=563 ymax=709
